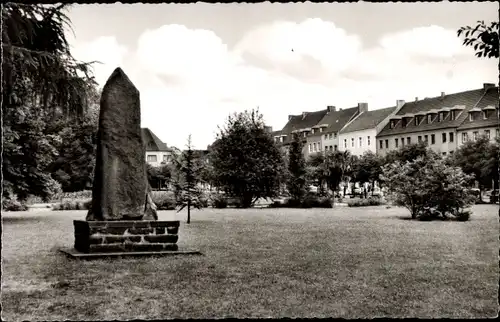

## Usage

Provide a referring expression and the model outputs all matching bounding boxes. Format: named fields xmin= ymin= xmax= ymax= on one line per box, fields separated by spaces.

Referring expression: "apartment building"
xmin=456 ymin=84 xmax=499 ymax=147
xmin=376 ymin=84 xmax=494 ymax=157
xmin=338 ymin=103 xmax=402 ymax=157
xmin=273 ymin=109 xmax=329 ymax=157
xmin=141 ymin=128 xmax=174 ymax=166
xmin=306 ymin=105 xmax=361 ymax=158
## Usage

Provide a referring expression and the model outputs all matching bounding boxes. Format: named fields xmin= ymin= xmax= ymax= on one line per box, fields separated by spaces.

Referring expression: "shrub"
xmin=52 ymin=199 xmax=91 ymax=211
xmin=2 ymin=198 xmax=28 ymax=212
xmin=210 ymin=193 xmax=228 ymax=209
xmin=347 ymin=197 xmax=385 ymax=207
xmin=268 ymin=194 xmax=333 ymax=208
xmin=454 ymin=209 xmax=471 ymax=222
xmin=151 ymin=191 xmax=176 ymax=210
xmin=43 ymin=178 xmax=63 ymax=202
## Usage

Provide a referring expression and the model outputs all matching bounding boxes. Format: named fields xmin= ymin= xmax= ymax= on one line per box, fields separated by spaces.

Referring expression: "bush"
xmin=52 ymin=199 xmax=91 ymax=211
xmin=151 ymin=191 xmax=176 ymax=210
xmin=2 ymin=198 xmax=28 ymax=212
xmin=454 ymin=209 xmax=471 ymax=222
xmin=267 ymin=194 xmax=333 ymax=208
xmin=210 ymin=193 xmax=228 ymax=209
xmin=43 ymin=178 xmax=63 ymax=202
xmin=347 ymin=197 xmax=385 ymax=207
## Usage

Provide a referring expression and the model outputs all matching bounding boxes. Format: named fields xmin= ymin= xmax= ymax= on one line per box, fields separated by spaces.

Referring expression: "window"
xmin=351 ymin=138 xmax=355 ymax=148
xmin=385 ymin=140 xmax=389 ymax=149
xmin=359 ymin=137 xmax=362 ymax=147
xmin=311 ymin=129 xmax=315 ymax=134
xmin=395 ymin=138 xmax=399 ymax=148
xmin=497 ymin=129 xmax=500 ymax=138
xmin=163 ymin=155 xmax=170 ymax=162
xmin=485 ymin=130 xmax=491 ymax=139
xmin=334 ymin=145 xmax=338 ymax=151
xmin=442 ymin=133 xmax=446 ymax=143
xmin=319 ymin=128 xmax=323 ymax=132
xmin=389 ymin=120 xmax=395 ymax=129
xmin=147 ymin=155 xmax=157 ymax=162
xmin=344 ymin=139 xmax=347 ymax=149
xmin=313 ymin=143 xmax=317 ymax=152
xmin=367 ymin=136 xmax=371 ymax=146
xmin=415 ymin=116 xmax=422 ymax=125
xmin=469 ymin=113 xmax=474 ymax=122
xmin=431 ymin=134 xmax=435 ymax=145
xmin=309 ymin=144 xmax=312 ymax=153
xmin=418 ymin=136 xmax=422 ymax=143
xmin=402 ymin=119 xmax=407 ymax=127
xmin=442 ymin=152 xmax=447 ymax=156
xmin=407 ymin=137 xmax=411 ymax=145
xmin=401 ymin=138 xmax=405 ymax=147
xmin=438 ymin=112 xmax=443 ymax=122
xmin=427 ymin=115 xmax=432 ymax=123
xmin=424 ymin=135 xmax=428 ymax=143
xmin=483 ymin=110 xmax=489 ymax=119
xmin=450 ymin=110 xmax=455 ymax=120
xmin=450 ymin=150 xmax=454 ymax=155
xmin=303 ymin=132 xmax=307 ymax=138
xmin=324 ymin=134 xmax=328 ymax=140
xmin=379 ymin=140 xmax=383 ymax=149
xmin=449 ymin=132 xmax=454 ymax=143
xmin=318 ymin=142 xmax=322 ymax=151
xmin=330 ymin=145 xmax=333 ymax=151
xmin=329 ymin=133 xmax=332 ymax=140
xmin=462 ymin=132 xmax=468 ymax=143
xmin=473 ymin=131 xmax=479 ymax=141
xmin=334 ymin=132 xmax=337 ymax=139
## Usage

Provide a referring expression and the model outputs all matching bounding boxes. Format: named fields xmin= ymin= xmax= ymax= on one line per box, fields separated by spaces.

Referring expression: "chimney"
xmin=440 ymin=92 xmax=445 ymax=99
xmin=288 ymin=115 xmax=294 ymax=121
xmin=302 ymin=112 xmax=307 ymax=119
xmin=483 ymin=83 xmax=496 ymax=91
xmin=396 ymin=100 xmax=405 ymax=109
xmin=357 ymin=102 xmax=368 ymax=113
xmin=327 ymin=105 xmax=336 ymax=113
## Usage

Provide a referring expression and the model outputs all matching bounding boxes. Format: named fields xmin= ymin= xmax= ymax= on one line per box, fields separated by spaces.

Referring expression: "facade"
xmin=338 ymin=103 xmax=401 ymax=157
xmin=376 ymin=84 xmax=496 ymax=157
xmin=306 ymin=105 xmax=361 ymax=158
xmin=141 ymin=128 xmax=174 ymax=167
xmin=273 ymin=109 xmax=329 ymax=157
xmin=456 ymin=84 xmax=499 ymax=148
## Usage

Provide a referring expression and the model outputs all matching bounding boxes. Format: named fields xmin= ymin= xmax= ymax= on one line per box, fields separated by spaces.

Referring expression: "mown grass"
xmin=1 ymin=205 xmax=498 ymax=320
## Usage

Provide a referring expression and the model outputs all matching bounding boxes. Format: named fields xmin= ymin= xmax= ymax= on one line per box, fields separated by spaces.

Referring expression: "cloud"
xmin=70 ymin=19 xmax=497 ymax=150
xmin=70 ymin=36 xmax=128 ymax=86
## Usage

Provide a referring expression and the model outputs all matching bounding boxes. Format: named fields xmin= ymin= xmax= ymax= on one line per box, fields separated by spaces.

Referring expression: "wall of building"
xmin=456 ymin=126 xmax=499 ymax=148
xmin=305 ymin=136 xmax=323 ymax=159
xmin=376 ymin=128 xmax=459 ymax=157
xmin=145 ymin=151 xmax=173 ymax=167
xmin=338 ymin=128 xmax=377 ymax=157
xmin=320 ymin=132 xmax=340 ymax=154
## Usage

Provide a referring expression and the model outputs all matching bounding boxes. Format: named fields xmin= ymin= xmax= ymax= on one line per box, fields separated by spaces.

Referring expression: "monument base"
xmin=73 ymin=220 xmax=187 ymax=253
xmin=59 ymin=247 xmax=203 ymax=259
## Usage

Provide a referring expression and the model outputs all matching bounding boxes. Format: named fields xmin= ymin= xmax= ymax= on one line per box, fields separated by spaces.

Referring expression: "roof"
xmin=457 ymin=86 xmax=499 ymax=131
xmin=377 ymin=88 xmax=486 ymax=137
xmin=141 ymin=128 xmax=172 ymax=152
xmin=279 ymin=109 xmax=329 ymax=142
xmin=340 ymin=106 xmax=397 ymax=133
xmin=309 ymin=106 xmax=359 ymax=137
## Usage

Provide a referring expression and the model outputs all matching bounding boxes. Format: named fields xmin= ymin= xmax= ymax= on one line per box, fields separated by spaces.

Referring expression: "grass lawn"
xmin=2 ymin=205 xmax=498 ymax=319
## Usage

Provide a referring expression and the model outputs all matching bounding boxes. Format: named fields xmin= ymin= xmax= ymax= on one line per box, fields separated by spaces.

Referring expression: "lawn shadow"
xmin=2 ymin=216 xmax=44 ymax=224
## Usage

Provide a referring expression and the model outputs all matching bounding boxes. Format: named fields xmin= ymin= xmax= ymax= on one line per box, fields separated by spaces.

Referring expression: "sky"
xmin=66 ymin=2 xmax=498 ymax=150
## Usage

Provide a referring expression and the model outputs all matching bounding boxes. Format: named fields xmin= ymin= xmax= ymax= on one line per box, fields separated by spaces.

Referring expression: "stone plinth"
xmin=74 ymin=220 xmax=179 ymax=253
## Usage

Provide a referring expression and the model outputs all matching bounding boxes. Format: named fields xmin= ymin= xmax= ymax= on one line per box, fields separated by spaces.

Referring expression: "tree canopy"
xmin=457 ymin=20 xmax=499 ymax=58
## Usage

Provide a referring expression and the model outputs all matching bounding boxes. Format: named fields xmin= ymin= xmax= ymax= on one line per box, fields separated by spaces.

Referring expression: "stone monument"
xmin=61 ymin=68 xmax=201 ymax=258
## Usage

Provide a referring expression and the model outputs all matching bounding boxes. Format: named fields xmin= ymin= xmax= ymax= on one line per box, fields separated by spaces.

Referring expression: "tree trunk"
xmin=187 ymin=198 xmax=191 ymax=224
xmin=371 ymin=181 xmax=375 ymax=197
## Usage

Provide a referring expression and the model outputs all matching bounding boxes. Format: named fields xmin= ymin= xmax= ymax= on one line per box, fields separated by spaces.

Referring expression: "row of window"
xmin=324 ymin=132 xmax=337 ymax=140
xmin=389 ymin=109 xmax=495 ymax=130
xmin=308 ymin=143 xmax=338 ymax=153
xmin=343 ymin=136 xmax=371 ymax=149
xmin=379 ymin=129 xmax=498 ymax=150
xmin=146 ymin=154 xmax=171 ymax=163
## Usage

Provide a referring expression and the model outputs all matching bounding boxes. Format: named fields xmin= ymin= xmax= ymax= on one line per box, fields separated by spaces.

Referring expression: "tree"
xmin=176 ymin=135 xmax=203 ymax=224
xmin=450 ymin=135 xmax=498 ymax=201
xmin=381 ymin=155 xmax=475 ymax=220
xmin=287 ymin=133 xmax=308 ymax=203
xmin=457 ymin=21 xmax=499 ymax=58
xmin=146 ymin=163 xmax=172 ymax=190
xmin=211 ymin=109 xmax=285 ymax=208
xmin=2 ymin=4 xmax=97 ymax=201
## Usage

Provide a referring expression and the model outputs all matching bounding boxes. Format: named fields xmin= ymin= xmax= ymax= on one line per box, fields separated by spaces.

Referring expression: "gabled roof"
xmin=377 ymin=88 xmax=486 ymax=137
xmin=279 ymin=109 xmax=329 ymax=141
xmin=309 ymin=106 xmax=359 ymax=137
xmin=340 ymin=106 xmax=397 ymax=133
xmin=141 ymin=128 xmax=172 ymax=152
xmin=457 ymin=86 xmax=499 ymax=131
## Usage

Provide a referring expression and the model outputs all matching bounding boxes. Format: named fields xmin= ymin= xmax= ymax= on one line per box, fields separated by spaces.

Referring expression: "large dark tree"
xmin=287 ymin=133 xmax=307 ymax=203
xmin=457 ymin=21 xmax=499 ymax=58
xmin=211 ymin=109 xmax=284 ymax=208
xmin=2 ymin=4 xmax=97 ymax=201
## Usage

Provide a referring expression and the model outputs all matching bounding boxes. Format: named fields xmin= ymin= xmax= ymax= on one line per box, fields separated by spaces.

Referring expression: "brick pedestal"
xmin=74 ymin=220 xmax=180 ymax=253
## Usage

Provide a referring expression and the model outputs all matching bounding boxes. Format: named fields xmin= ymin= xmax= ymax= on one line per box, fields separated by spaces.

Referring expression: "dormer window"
xmin=438 ymin=112 xmax=443 ymax=122
xmin=483 ymin=110 xmax=491 ymax=119
xmin=450 ymin=110 xmax=455 ymax=120
xmin=303 ymin=132 xmax=307 ymax=138
xmin=389 ymin=120 xmax=395 ymax=129
xmin=415 ymin=115 xmax=423 ymax=125
xmin=311 ymin=129 xmax=315 ymax=134
xmin=427 ymin=114 xmax=433 ymax=124
xmin=319 ymin=128 xmax=323 ymax=133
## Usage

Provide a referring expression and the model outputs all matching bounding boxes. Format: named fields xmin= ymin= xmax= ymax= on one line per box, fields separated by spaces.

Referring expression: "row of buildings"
xmin=270 ymin=83 xmax=498 ymax=159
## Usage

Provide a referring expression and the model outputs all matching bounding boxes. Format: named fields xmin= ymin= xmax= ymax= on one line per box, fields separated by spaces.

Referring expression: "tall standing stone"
xmin=86 ymin=68 xmax=157 ymax=221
